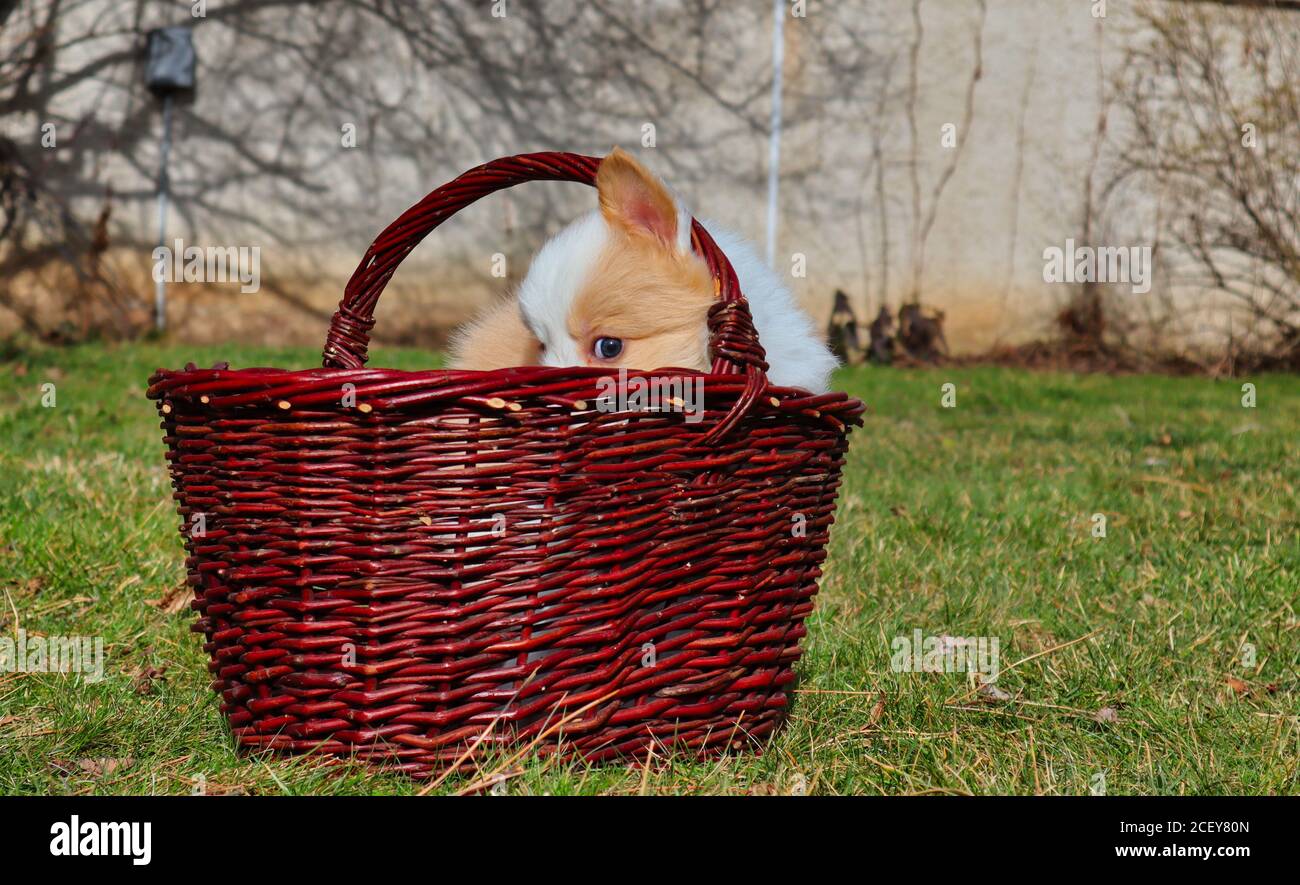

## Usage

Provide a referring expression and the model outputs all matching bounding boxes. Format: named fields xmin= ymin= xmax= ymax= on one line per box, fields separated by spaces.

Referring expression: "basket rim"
xmin=146 ymin=363 xmax=865 ymax=430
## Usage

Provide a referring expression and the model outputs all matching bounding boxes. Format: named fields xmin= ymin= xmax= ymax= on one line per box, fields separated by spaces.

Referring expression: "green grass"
xmin=0 ymin=340 xmax=1296 ymax=795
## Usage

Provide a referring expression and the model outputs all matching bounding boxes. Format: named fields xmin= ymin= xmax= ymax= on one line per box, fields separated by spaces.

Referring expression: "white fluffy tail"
xmin=701 ymin=222 xmax=838 ymax=393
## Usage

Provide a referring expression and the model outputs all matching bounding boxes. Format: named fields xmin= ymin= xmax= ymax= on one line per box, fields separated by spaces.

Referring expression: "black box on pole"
xmin=145 ymin=27 xmax=196 ymax=95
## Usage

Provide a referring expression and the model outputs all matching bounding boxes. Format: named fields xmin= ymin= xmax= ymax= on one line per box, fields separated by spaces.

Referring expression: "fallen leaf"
xmin=977 ymin=679 xmax=1012 ymax=702
xmin=132 ymin=665 xmax=167 ymax=695
xmin=148 ymin=583 xmax=192 ymax=614
xmin=1094 ymin=706 xmax=1120 ymax=724
xmin=869 ymin=693 xmax=887 ymax=725
xmin=6 ymin=718 xmax=54 ymax=738
xmin=78 ymin=757 xmax=134 ymax=777
xmin=1225 ymin=676 xmax=1250 ymax=697
xmin=52 ymin=757 xmax=136 ymax=779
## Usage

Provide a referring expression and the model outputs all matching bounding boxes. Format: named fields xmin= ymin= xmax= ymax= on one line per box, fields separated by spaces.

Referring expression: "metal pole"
xmin=765 ymin=0 xmax=785 ymax=268
xmin=155 ymin=92 xmax=174 ymax=332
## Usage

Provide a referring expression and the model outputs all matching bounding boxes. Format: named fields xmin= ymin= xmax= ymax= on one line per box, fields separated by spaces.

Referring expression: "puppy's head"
xmin=518 ymin=148 xmax=715 ymax=372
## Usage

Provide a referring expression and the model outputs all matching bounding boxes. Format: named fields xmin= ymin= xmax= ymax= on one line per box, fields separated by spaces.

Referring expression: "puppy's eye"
xmin=592 ymin=336 xmax=624 ymax=360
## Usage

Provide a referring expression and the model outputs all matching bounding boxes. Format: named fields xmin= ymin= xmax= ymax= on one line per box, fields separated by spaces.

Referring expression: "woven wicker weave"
xmin=147 ymin=152 xmax=864 ymax=776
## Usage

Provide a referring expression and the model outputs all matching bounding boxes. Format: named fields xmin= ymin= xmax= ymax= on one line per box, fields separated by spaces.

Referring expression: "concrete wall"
xmin=5 ymin=1 xmax=1249 ymax=354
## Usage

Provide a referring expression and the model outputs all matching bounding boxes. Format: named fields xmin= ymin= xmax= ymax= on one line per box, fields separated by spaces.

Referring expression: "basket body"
xmin=147 ymin=153 xmax=862 ymax=775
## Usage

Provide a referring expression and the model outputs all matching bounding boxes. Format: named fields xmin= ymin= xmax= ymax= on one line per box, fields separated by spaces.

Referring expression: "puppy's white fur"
xmin=700 ymin=222 xmax=838 ymax=393
xmin=516 ymin=211 xmax=611 ymax=371
xmin=518 ymin=207 xmax=837 ymax=393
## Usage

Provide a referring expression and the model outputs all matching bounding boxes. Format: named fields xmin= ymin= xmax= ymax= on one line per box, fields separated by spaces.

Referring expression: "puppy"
xmin=450 ymin=148 xmax=836 ymax=393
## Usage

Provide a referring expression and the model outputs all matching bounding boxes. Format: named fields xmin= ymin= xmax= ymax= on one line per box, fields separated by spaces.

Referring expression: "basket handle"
xmin=322 ymin=152 xmax=769 ymax=390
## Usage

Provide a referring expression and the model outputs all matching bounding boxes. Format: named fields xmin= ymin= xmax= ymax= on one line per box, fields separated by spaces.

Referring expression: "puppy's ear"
xmin=597 ymin=147 xmax=678 ymax=248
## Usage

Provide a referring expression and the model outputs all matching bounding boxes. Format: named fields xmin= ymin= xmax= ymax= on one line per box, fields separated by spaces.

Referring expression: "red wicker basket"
xmin=147 ymin=152 xmax=863 ymax=777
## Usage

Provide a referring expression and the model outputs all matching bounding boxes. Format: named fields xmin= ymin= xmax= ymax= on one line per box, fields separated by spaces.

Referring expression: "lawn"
xmin=0 ymin=341 xmax=1296 ymax=795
